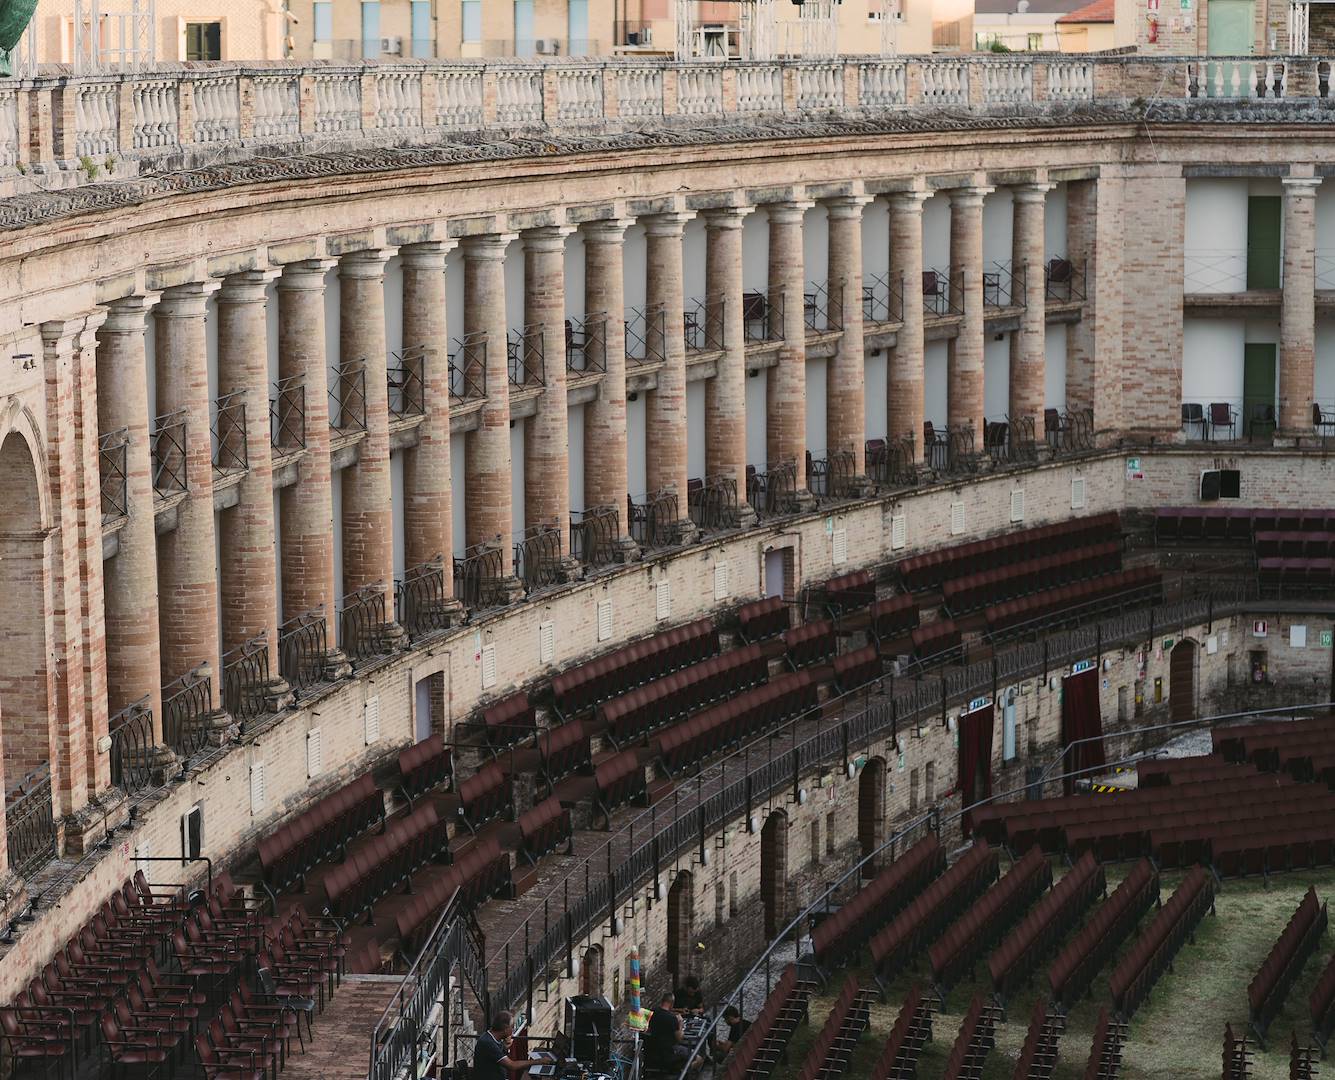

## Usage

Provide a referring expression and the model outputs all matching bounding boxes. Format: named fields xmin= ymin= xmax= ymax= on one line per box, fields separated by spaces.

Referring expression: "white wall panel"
xmin=623 ymin=224 xmax=647 ymax=314
xmin=265 ymin=282 xmax=280 ymax=386
xmin=984 ymin=333 xmax=1010 ymax=419
xmin=567 ymin=403 xmax=585 ymax=511
xmin=205 ymin=293 xmax=219 ymax=403
xmin=742 ymin=208 xmax=768 ymax=292
xmin=865 ymin=351 xmax=888 ymax=438
xmin=982 ymin=189 xmax=1014 ymax=268
xmin=627 ymin=394 xmax=647 ymax=496
xmin=1184 ymin=179 xmax=1249 ymax=294
xmin=504 ymin=237 xmax=525 ymax=335
xmin=1317 ymin=319 xmax=1335 ymax=404
xmin=450 ymin=432 xmax=466 ymax=555
xmin=1182 ymin=317 xmax=1245 ymax=407
xmin=1044 ymin=182 xmax=1068 ymax=261
xmin=805 ymin=358 xmax=828 ymax=451
xmin=445 ymin=249 xmax=463 ymax=348
xmin=324 ymin=267 xmax=341 ymax=381
xmin=922 ymin=194 xmax=950 ymax=269
xmin=564 ymin=230 xmax=586 ymax=320
xmin=863 ymin=198 xmax=890 ymax=284
xmin=746 ymin=368 xmax=768 ymax=467
xmin=510 ymin=419 xmax=525 ymax=534
xmin=683 ymin=218 xmax=707 ymax=304
xmin=687 ymin=380 xmax=706 ymax=478
xmin=925 ymin=340 xmax=948 ymax=428
xmin=1045 ymin=322 xmax=1067 ymax=412
xmin=384 ymin=255 xmax=403 ymax=356
xmin=390 ymin=450 xmax=405 ymax=581
xmin=803 ymin=204 xmax=829 ymax=287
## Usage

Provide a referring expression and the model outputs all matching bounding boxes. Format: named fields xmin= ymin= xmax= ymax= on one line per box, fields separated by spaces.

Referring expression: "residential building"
xmin=973 ymin=0 xmax=1088 ymax=51
xmin=1055 ymin=0 xmax=1116 ymax=50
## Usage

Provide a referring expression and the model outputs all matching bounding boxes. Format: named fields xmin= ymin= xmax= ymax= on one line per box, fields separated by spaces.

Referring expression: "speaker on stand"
xmin=565 ymin=995 xmax=612 ymax=1066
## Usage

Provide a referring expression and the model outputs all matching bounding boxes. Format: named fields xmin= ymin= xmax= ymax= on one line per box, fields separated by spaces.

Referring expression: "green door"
xmin=1206 ymin=0 xmax=1254 ymax=96
xmin=1246 ymin=196 xmax=1281 ymax=290
xmin=1243 ymin=343 xmax=1276 ymax=438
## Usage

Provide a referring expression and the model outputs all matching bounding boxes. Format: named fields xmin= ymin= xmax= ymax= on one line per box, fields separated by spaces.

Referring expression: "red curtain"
xmin=958 ymin=704 xmax=995 ymax=837
xmin=1061 ymin=668 xmax=1105 ymax=795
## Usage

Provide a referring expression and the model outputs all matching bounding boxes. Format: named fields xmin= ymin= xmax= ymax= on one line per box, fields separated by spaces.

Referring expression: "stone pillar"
xmin=826 ymin=194 xmax=873 ymax=485
xmin=947 ymin=186 xmax=992 ymax=444
xmin=338 ymin=248 xmax=403 ymax=639
xmin=583 ymin=219 xmax=638 ymax=557
xmin=1065 ymin=176 xmax=1124 ymax=437
xmin=704 ymin=207 xmax=756 ymax=525
xmin=1009 ymin=184 xmax=1050 ymax=424
xmin=1281 ymin=176 xmax=1321 ymax=438
xmin=888 ymin=191 xmax=928 ymax=461
xmin=766 ymin=201 xmax=813 ymax=494
xmin=644 ymin=212 xmax=696 ymax=540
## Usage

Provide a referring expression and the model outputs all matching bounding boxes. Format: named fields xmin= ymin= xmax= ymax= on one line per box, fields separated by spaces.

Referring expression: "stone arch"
xmin=666 ymin=870 xmax=693 ymax=986
xmin=1170 ymin=638 xmax=1199 ymax=724
xmin=858 ymin=756 xmax=888 ymax=877
xmin=579 ymin=944 xmax=603 ymax=999
xmin=761 ymin=809 xmax=788 ymax=938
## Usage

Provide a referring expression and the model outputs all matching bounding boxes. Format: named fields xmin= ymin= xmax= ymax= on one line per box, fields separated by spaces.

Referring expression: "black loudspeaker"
xmin=565 ymin=995 xmax=612 ymax=1065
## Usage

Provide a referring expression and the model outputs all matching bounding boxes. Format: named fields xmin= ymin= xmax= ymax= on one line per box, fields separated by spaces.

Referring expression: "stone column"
xmin=766 ymin=201 xmax=813 ymax=495
xmin=888 ymin=191 xmax=928 ymax=461
xmin=947 ymin=185 xmax=992 ymax=444
xmin=704 ymin=206 xmax=756 ymax=525
xmin=216 ymin=270 xmax=289 ymax=705
xmin=1281 ymin=176 xmax=1321 ymax=438
xmin=338 ymin=248 xmax=404 ymax=640
xmin=644 ymin=211 xmax=696 ymax=540
xmin=583 ymin=218 xmax=639 ymax=557
xmin=154 ymin=282 xmax=223 ymax=693
xmin=1065 ymin=176 xmax=1123 ymax=437
xmin=276 ymin=259 xmax=348 ymax=676
xmin=826 ymin=194 xmax=873 ymax=486
xmin=462 ymin=233 xmax=523 ymax=592
xmin=400 ymin=241 xmax=464 ymax=618
xmin=1009 ymin=184 xmax=1051 ymax=424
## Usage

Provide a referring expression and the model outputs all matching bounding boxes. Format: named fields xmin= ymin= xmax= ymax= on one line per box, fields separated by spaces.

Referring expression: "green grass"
xmin=769 ymin=865 xmax=1335 ymax=1080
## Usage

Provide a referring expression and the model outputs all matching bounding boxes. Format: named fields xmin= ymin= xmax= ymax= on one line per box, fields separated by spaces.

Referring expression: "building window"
xmin=410 ymin=0 xmax=432 ymax=56
xmin=825 ymin=811 xmax=837 ymax=856
xmin=313 ymin=2 xmax=332 ymax=42
xmin=1027 ymin=32 xmax=1043 ymax=49
xmin=568 ymin=0 xmax=589 ymax=53
xmin=461 ymin=0 xmax=481 ymax=43
xmin=185 ymin=21 xmax=221 ymax=60
xmin=361 ymin=1 xmax=381 ymax=58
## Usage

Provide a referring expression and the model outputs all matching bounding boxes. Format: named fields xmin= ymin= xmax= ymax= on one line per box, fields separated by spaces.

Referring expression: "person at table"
xmin=645 ymin=993 xmax=703 ymax=1074
xmin=473 ymin=1011 xmax=545 ymax=1080
xmin=674 ymin=975 xmax=704 ymax=1015
xmin=713 ymin=1006 xmax=751 ymax=1057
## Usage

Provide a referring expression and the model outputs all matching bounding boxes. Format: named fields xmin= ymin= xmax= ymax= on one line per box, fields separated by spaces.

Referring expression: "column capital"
xmin=947 ymin=186 xmax=994 ymax=208
xmin=399 ymin=239 xmax=459 ymax=270
xmin=217 ymin=269 xmax=281 ymax=304
xmin=584 ymin=218 xmax=636 ymax=243
xmin=461 ymin=233 xmax=518 ymax=259
xmin=824 ymin=194 xmax=875 ymax=219
xmin=887 ymin=189 xmax=931 ymax=213
xmin=702 ymin=206 xmax=755 ymax=229
xmin=157 ymin=280 xmax=221 ymax=316
xmin=338 ymin=248 xmax=397 ymax=278
xmin=766 ymin=201 xmax=814 ymax=225
xmin=1012 ymin=183 xmax=1055 ymax=204
xmin=1283 ymin=176 xmax=1323 ymax=196
xmin=276 ymin=258 xmax=337 ymax=289
xmin=102 ymin=293 xmax=163 ymax=333
xmin=523 ymin=224 xmax=577 ymax=253
xmin=642 ymin=211 xmax=696 ymax=237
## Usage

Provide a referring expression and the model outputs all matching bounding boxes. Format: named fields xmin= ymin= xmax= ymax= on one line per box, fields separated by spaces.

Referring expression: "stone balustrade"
xmin=0 ymin=54 xmax=1329 ymax=190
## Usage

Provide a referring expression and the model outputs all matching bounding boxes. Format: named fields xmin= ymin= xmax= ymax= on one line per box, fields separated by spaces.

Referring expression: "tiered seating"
xmin=868 ymin=984 xmax=934 ymax=1080
xmin=793 ymin=975 xmax=874 ymax=1080
xmin=392 ymin=836 xmax=511 ymax=956
xmin=1258 ymin=557 xmax=1335 ymax=591
xmin=1247 ymin=887 xmax=1327 ymax=1044
xmin=721 ymin=965 xmax=816 ymax=1080
xmin=591 ymin=751 xmax=645 ymax=825
xmin=597 ymin=644 xmax=768 ymax=747
xmin=518 ymin=796 xmax=573 ymax=864
xmin=655 ymin=672 xmax=818 ymax=776
xmin=1135 ymin=753 xmax=1231 ymax=787
xmin=738 ymin=596 xmax=791 ymax=643
xmin=538 ymin=719 xmax=590 ymax=788
xmin=1108 ymin=865 xmax=1214 ymax=1018
xmin=811 ymin=835 xmax=945 ymax=972
xmin=930 ymin=846 xmax=1052 ymax=997
xmin=396 ymin=734 xmax=452 ymax=807
xmin=869 ymin=594 xmax=920 ymax=647
xmin=1222 ymin=1023 xmax=1253 ymax=1080
xmin=1081 ymin=1008 xmax=1126 ymax=1080
xmin=1310 ymin=949 xmax=1335 ymax=1052
xmin=784 ymin=620 xmax=837 ymax=671
xmin=1213 ymin=714 xmax=1335 ymax=769
xmin=458 ymin=760 xmax=511 ymax=833
xmin=552 ymin=618 xmax=719 ymax=718
xmin=1012 ymin=998 xmax=1063 ymax=1080
xmin=809 ymin=570 xmax=877 ymax=619
xmin=870 ymin=842 xmax=999 ymax=987
xmin=943 ymin=541 xmax=1122 ymax=617
xmin=941 ymin=995 xmax=1001 ymax=1080
xmin=989 ymin=852 xmax=1104 ymax=1005
xmin=1047 ymin=859 xmax=1159 ymax=1013
xmin=480 ymin=690 xmax=536 ymax=755
xmin=985 ymin=566 xmax=1162 ymax=640
xmin=833 ymin=644 xmax=883 ymax=693
xmin=910 ymin=619 xmax=961 ymax=665
xmin=1154 ymin=507 xmax=1335 ymax=546
xmin=318 ymin=802 xmax=449 ymax=924
xmin=258 ymin=772 xmax=384 ymax=896
xmin=1254 ymin=530 xmax=1335 ymax=559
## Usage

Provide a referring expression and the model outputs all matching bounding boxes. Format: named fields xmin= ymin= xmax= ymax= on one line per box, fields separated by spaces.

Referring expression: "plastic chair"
xmin=1208 ymin=402 xmax=1237 ymax=440
xmin=1180 ymin=403 xmax=1207 ymax=439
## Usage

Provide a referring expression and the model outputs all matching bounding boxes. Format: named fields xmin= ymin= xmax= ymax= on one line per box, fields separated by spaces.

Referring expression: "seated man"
xmin=713 ymin=1006 xmax=750 ymax=1057
xmin=472 ymin=1011 xmax=545 ymax=1080
xmin=644 ymin=993 xmax=702 ymax=1074
xmin=673 ymin=975 xmax=704 ymax=1015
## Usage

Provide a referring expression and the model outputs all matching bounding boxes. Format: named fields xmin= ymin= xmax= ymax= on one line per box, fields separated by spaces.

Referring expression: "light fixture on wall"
xmin=845 ymin=761 xmax=856 ymax=779
xmin=747 ymin=815 xmax=759 ymax=833
xmin=796 ymin=787 xmax=808 ymax=805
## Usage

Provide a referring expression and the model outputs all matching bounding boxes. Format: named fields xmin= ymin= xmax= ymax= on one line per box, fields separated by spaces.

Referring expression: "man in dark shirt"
xmin=644 ymin=994 xmax=701 ymax=1073
xmin=713 ymin=1006 xmax=750 ymax=1057
xmin=473 ymin=1011 xmax=543 ymax=1080
xmin=673 ymin=976 xmax=704 ymax=1014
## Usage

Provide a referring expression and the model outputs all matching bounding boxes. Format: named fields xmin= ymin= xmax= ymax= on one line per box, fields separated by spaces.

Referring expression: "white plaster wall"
xmin=331 ymin=469 xmax=344 ymax=605
xmin=511 ymin=419 xmax=525 ymax=533
xmin=145 ymin=313 xmax=157 ymax=416
xmin=206 ymin=294 xmax=219 ymax=403
xmin=451 ymin=432 xmax=466 ymax=554
xmin=384 ymin=255 xmax=403 ymax=355
xmin=925 ymin=340 xmax=948 ymax=427
xmin=683 ymin=218 xmax=707 ymax=304
xmin=863 ymin=199 xmax=890 ymax=284
xmin=687 ymin=380 xmax=705 ymax=478
xmin=623 ymin=225 xmax=647 ymax=314
xmin=567 ymin=403 xmax=585 ymax=511
xmin=265 ymin=283 xmax=280 ymax=386
xmin=214 ymin=509 xmax=223 ymax=649
xmin=324 ymin=267 xmax=341 ymax=381
xmin=1045 ymin=322 xmax=1067 ymax=412
xmin=504 ymin=238 xmax=525 ymax=335
xmin=865 ymin=351 xmax=888 ymax=439
xmin=273 ymin=490 xmax=283 ymax=624
xmin=1316 ymin=319 xmax=1335 ymax=405
xmin=1184 ymin=179 xmax=1249 ymax=294
xmin=742 ymin=209 xmax=768 ymax=292
xmin=982 ymin=189 xmax=1014 ymax=268
xmin=391 ymin=449 xmax=405 ymax=580
xmin=806 ymin=357 xmax=828 ymax=451
xmin=445 ymin=249 xmax=464 ymax=348
xmin=1044 ymin=182 xmax=1068 ymax=261
xmin=746 ymin=369 xmax=767 ymax=468
xmin=984 ymin=333 xmax=1010 ymax=419
xmin=803 ymin=204 xmax=830 ymax=287
xmin=627 ymin=394 xmax=647 ymax=496
xmin=564 ymin=231 xmax=586 ymax=321
xmin=923 ymin=194 xmax=950 ymax=269
xmin=1182 ymin=317 xmax=1244 ymax=416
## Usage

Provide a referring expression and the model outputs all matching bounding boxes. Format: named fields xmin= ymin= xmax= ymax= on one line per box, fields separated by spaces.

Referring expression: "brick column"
xmin=826 ymin=194 xmax=873 ymax=484
xmin=1065 ymin=176 xmax=1124 ymax=436
xmin=1281 ymin=176 xmax=1321 ymax=437
xmin=947 ymin=185 xmax=991 ymax=444
xmin=1009 ymin=183 xmax=1051 ymax=424
xmin=583 ymin=219 xmax=639 ymax=557
xmin=889 ymin=191 xmax=928 ymax=461
xmin=338 ymin=248 xmax=404 ymax=638
xmin=704 ymin=207 xmax=756 ymax=525
xmin=766 ymin=201 xmax=813 ymax=494
xmin=154 ymin=282 xmax=222 ymax=692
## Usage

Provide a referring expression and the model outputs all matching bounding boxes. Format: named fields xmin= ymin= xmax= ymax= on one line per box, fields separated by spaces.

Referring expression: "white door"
xmin=414 ymin=677 xmax=433 ymax=742
xmin=1002 ymin=691 xmax=1018 ymax=761
xmin=764 ymin=549 xmax=785 ymax=599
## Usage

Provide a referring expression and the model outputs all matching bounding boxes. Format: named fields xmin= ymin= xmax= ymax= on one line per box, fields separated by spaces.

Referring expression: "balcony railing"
xmin=687 ymin=475 xmax=739 ymax=531
xmin=151 ymin=410 xmax=188 ymax=496
xmin=453 ymin=540 xmax=505 ymax=610
xmin=449 ymin=333 xmax=488 ymax=402
xmin=507 ymin=325 xmax=546 ymax=389
xmin=1046 ymin=407 xmax=1096 ymax=455
xmin=625 ymin=306 xmax=666 ymax=366
xmin=161 ymin=668 xmax=213 ymax=764
xmin=1044 ymin=257 xmax=1087 ymax=303
xmin=340 ymin=584 xmax=392 ymax=665
xmin=279 ymin=608 xmax=328 ymax=696
xmin=566 ymin=313 xmax=607 ymax=375
xmin=804 ymin=282 xmax=843 ymax=333
xmin=222 ymin=636 xmax=270 ymax=726
xmin=746 ymin=461 xmax=799 ymax=518
xmin=806 ymin=449 xmax=856 ymax=501
xmin=863 ymin=274 xmax=905 ymax=324
xmin=6 ymin=762 xmax=57 ymax=880
xmin=684 ymin=296 xmax=727 ymax=354
xmin=109 ymin=697 xmax=155 ymax=795
xmin=99 ymin=426 xmax=130 ymax=522
xmin=983 ymin=261 xmax=1023 ymax=309
xmin=628 ymin=489 xmax=680 ymax=551
xmin=396 ymin=559 xmax=451 ymax=640
xmin=270 ymin=376 xmax=307 ymax=451
xmin=514 ymin=523 xmax=563 ymax=594
xmin=388 ymin=346 xmax=426 ymax=418
xmin=984 ymin=415 xmax=1040 ymax=466
xmin=742 ymin=290 xmax=784 ymax=344
xmin=865 ymin=435 xmax=917 ymax=487
xmin=211 ymin=391 xmax=249 ymax=476
xmin=571 ymin=505 xmax=620 ymax=568
xmin=923 ymin=267 xmax=964 ymax=317
xmin=330 ymin=361 xmax=368 ymax=432
xmin=929 ymin=424 xmax=977 ymax=476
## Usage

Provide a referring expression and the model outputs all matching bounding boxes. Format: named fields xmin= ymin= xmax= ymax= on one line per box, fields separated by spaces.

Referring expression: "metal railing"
xmin=6 ymin=762 xmax=57 ymax=880
xmin=396 ymin=559 xmax=451 ymax=641
xmin=99 ymin=426 xmax=130 ymax=522
xmin=684 ymin=295 xmax=727 ymax=353
xmin=151 ymin=410 xmax=188 ymax=496
xmin=453 ymin=540 xmax=505 ymax=611
xmin=1046 ymin=407 xmax=1096 ymax=455
xmin=687 ymin=475 xmax=739 ymax=531
xmin=942 ymin=424 xmax=978 ymax=476
xmin=806 ymin=449 xmax=856 ymax=501
xmin=804 ymin=281 xmax=843 ymax=332
xmin=507 ymin=324 xmax=546 ymax=389
xmin=339 ymin=584 xmax=391 ymax=664
xmin=983 ymin=261 xmax=1023 ymax=309
xmin=109 ymin=697 xmax=155 ymax=795
xmin=625 ymin=305 xmax=666 ymax=366
xmin=161 ymin=668 xmax=213 ymax=764
xmin=742 ymin=289 xmax=784 ymax=344
xmin=566 ymin=313 xmax=607 ymax=375
xmin=222 ymin=636 xmax=270 ymax=726
xmin=866 ymin=435 xmax=918 ymax=488
xmin=985 ymin=415 xmax=1040 ymax=466
xmin=330 ymin=361 xmax=368 ymax=432
xmin=923 ymin=266 xmax=964 ymax=317
xmin=1045 ymin=257 xmax=1087 ymax=303
xmin=514 ymin=523 xmax=564 ymax=594
xmin=863 ymin=273 xmax=905 ymax=324
xmin=746 ymin=461 xmax=799 ymax=518
xmin=270 ymin=376 xmax=307 ymax=451
xmin=388 ymin=346 xmax=426 ymax=418
xmin=628 ymin=489 xmax=680 ymax=551
xmin=571 ymin=505 xmax=620 ymax=568
xmin=211 ymin=391 xmax=248 ymax=475
xmin=278 ymin=608 xmax=328 ymax=696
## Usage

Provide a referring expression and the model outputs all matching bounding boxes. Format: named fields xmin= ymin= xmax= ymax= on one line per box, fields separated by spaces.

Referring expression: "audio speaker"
xmin=565 ymin=995 xmax=612 ymax=1065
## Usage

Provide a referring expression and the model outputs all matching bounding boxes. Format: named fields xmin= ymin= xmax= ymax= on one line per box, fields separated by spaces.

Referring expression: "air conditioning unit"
xmin=380 ymin=35 xmax=402 ymax=54
xmin=535 ymin=37 xmax=560 ymax=54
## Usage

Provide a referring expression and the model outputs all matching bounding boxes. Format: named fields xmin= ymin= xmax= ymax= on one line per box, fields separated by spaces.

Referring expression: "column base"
xmin=61 ymin=786 xmax=132 ymax=856
xmin=792 ymin=489 xmax=819 ymax=514
xmin=437 ymin=597 xmax=468 ymax=628
xmin=555 ymin=556 xmax=584 ymax=584
xmin=380 ymin=621 xmax=410 ymax=654
xmin=736 ymin=502 xmax=759 ymax=530
xmin=148 ymin=744 xmax=183 ymax=785
xmin=496 ymin=575 xmax=526 ymax=606
xmin=668 ymin=518 xmax=700 ymax=546
xmin=203 ymin=709 xmax=238 ymax=749
xmin=611 ymin=535 xmax=641 ymax=564
xmin=321 ymin=648 xmax=354 ymax=681
xmin=0 ymin=871 xmax=27 ymax=925
xmin=262 ymin=677 xmax=295 ymax=714
xmin=847 ymin=474 xmax=876 ymax=499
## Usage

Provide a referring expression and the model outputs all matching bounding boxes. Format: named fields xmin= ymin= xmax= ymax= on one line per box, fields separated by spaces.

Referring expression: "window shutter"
xmin=1071 ymin=477 xmax=1086 ymax=510
xmin=891 ymin=514 xmax=907 ymax=551
xmin=950 ymin=501 xmax=965 ymax=535
xmin=249 ymin=762 xmax=266 ymax=814
xmin=306 ymin=729 xmax=323 ymax=778
xmin=655 ymin=580 xmax=672 ymax=621
xmin=364 ymin=697 xmax=381 ymax=745
xmin=539 ymin=621 xmax=555 ymax=664
xmin=713 ymin=563 xmax=730 ymax=601
xmin=831 ymin=528 xmax=848 ymax=566
xmin=597 ymin=599 xmax=613 ymax=642
xmin=481 ymin=643 xmax=497 ymax=689
xmin=1010 ymin=489 xmax=1025 ymax=523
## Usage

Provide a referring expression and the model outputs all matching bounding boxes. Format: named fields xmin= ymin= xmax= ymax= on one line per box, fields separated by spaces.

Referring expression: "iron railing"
xmin=109 ymin=697 xmax=155 ymax=795
xmin=746 ymin=461 xmax=799 ymax=518
xmin=687 ymin=475 xmax=739 ymax=531
xmin=507 ymin=325 xmax=545 ymax=389
xmin=396 ymin=559 xmax=451 ymax=641
xmin=806 ymin=449 xmax=857 ymax=501
xmin=566 ymin=313 xmax=607 ymax=375
xmin=923 ymin=267 xmax=964 ymax=317
xmin=571 ymin=506 xmax=620 ymax=568
xmin=628 ymin=489 xmax=680 ymax=550
xmin=211 ymin=392 xmax=249 ymax=475
xmin=6 ymin=762 xmax=56 ymax=880
xmin=340 ymin=585 xmax=391 ymax=665
xmin=453 ymin=541 xmax=505 ymax=611
xmin=982 ymin=261 xmax=1024 ymax=309
xmin=863 ymin=273 xmax=905 ymax=324
xmin=985 ymin=415 xmax=1040 ymax=466
xmin=99 ymin=426 xmax=130 ymax=521
xmin=279 ymin=608 xmax=328 ymax=696
xmin=330 ymin=361 xmax=368 ymax=432
xmin=222 ymin=636 xmax=271 ymax=726
xmin=625 ymin=306 xmax=666 ymax=366
xmin=1047 ymin=407 xmax=1096 ymax=455
xmin=804 ymin=282 xmax=843 ymax=332
xmin=151 ymin=410 xmax=188 ymax=496
xmin=942 ymin=425 xmax=979 ymax=476
xmin=389 ymin=347 xmax=426 ymax=418
xmin=161 ymin=669 xmax=213 ymax=764
xmin=865 ymin=435 xmax=918 ymax=488
xmin=270 ymin=376 xmax=307 ymax=451
xmin=514 ymin=523 xmax=563 ymax=594
xmin=1045 ymin=257 xmax=1087 ymax=303
xmin=684 ymin=295 xmax=727 ymax=353
xmin=742 ymin=290 xmax=784 ymax=344
xmin=449 ymin=333 xmax=488 ymax=402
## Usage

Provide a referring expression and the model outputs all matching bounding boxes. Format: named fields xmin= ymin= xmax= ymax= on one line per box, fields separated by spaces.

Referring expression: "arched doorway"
xmin=760 ymin=810 xmax=788 ymax=938
xmin=579 ymin=945 xmax=603 ymax=998
xmin=666 ymin=871 xmax=693 ymax=986
xmin=858 ymin=757 xmax=887 ymax=877
xmin=1170 ymin=639 xmax=1199 ymax=724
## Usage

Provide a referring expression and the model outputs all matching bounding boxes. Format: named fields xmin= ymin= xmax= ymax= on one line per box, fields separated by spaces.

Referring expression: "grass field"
xmin=767 ymin=863 xmax=1335 ymax=1080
